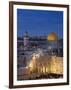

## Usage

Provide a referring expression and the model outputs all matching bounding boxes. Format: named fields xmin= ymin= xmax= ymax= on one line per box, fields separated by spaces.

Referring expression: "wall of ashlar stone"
xmin=17 ymin=55 xmax=63 ymax=80
xmin=50 ymin=56 xmax=63 ymax=74
xmin=29 ymin=55 xmax=63 ymax=74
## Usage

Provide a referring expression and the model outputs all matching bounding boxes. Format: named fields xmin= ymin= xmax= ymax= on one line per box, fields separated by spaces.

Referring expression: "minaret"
xmin=23 ymin=31 xmax=29 ymax=50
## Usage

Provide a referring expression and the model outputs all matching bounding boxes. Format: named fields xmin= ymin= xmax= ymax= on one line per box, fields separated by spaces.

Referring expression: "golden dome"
xmin=47 ymin=32 xmax=58 ymax=41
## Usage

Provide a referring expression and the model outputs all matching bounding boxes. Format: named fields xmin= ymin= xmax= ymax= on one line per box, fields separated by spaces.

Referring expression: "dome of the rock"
xmin=47 ymin=32 xmax=58 ymax=41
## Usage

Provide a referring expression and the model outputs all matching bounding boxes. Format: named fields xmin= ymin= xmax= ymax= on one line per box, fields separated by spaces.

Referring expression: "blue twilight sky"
xmin=17 ymin=9 xmax=63 ymax=38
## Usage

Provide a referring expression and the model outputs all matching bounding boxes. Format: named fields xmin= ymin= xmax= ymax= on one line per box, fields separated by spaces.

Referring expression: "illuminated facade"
xmin=28 ymin=52 xmax=63 ymax=75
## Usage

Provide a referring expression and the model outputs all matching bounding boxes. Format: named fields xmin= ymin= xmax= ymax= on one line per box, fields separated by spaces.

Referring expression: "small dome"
xmin=24 ymin=31 xmax=29 ymax=37
xmin=47 ymin=32 xmax=58 ymax=41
